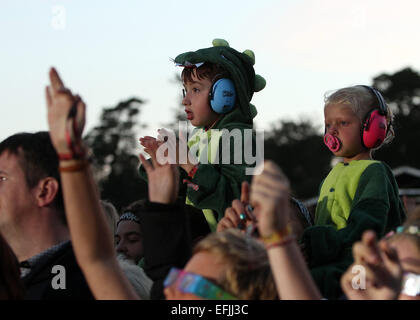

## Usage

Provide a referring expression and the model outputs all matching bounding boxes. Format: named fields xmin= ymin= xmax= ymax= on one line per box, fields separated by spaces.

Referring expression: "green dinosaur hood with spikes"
xmin=174 ymin=39 xmax=266 ymax=125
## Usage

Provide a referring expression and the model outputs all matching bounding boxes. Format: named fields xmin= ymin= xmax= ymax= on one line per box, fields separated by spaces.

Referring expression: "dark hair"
xmin=0 ymin=132 xmax=65 ymax=217
xmin=0 ymin=233 xmax=25 ymax=299
xmin=181 ymin=63 xmax=229 ymax=85
xmin=121 ymin=199 xmax=147 ymax=220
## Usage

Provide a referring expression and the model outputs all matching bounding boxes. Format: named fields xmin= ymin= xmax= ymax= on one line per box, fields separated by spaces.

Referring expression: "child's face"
xmin=182 ymin=69 xmax=219 ymax=128
xmin=324 ymin=103 xmax=366 ymax=161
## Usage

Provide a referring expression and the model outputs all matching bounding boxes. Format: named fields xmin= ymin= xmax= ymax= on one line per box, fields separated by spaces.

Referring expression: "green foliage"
xmin=84 ymin=97 xmax=148 ymax=211
xmin=81 ymin=66 xmax=420 ymax=209
xmin=264 ymin=119 xmax=332 ymax=198
xmin=372 ymin=67 xmax=420 ymax=168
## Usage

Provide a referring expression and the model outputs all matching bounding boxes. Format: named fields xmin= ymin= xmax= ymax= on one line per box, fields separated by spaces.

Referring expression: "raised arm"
xmin=46 ymin=67 xmax=138 ymax=300
xmin=251 ymin=161 xmax=322 ymax=300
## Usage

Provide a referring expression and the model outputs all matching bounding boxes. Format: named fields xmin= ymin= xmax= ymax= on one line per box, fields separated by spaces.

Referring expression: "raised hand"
xmin=45 ymin=67 xmax=85 ymax=158
xmin=341 ymin=230 xmax=403 ymax=300
xmin=217 ymin=181 xmax=256 ymax=233
xmin=250 ymin=161 xmax=291 ymax=238
xmin=139 ymin=150 xmax=180 ymax=204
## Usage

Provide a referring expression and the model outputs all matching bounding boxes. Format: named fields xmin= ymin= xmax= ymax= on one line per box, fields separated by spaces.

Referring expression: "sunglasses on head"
xmin=163 ymin=267 xmax=237 ymax=300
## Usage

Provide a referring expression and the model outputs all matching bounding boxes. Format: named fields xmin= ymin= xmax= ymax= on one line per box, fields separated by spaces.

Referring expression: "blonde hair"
xmin=101 ymin=200 xmax=119 ymax=237
xmin=117 ymin=253 xmax=153 ymax=300
xmin=193 ymin=229 xmax=277 ymax=300
xmin=324 ymin=85 xmax=395 ymax=148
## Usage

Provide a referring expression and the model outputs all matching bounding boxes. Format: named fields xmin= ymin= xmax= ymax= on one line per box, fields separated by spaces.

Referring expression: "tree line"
xmin=84 ymin=67 xmax=420 ymax=210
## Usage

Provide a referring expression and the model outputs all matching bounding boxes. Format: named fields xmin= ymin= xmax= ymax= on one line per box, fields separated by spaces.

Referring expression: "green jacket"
xmin=301 ymin=160 xmax=406 ymax=299
xmin=138 ymin=107 xmax=258 ymax=231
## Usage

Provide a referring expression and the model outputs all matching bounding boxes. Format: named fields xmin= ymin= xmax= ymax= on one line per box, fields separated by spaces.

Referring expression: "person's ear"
xmin=36 ymin=177 xmax=59 ymax=207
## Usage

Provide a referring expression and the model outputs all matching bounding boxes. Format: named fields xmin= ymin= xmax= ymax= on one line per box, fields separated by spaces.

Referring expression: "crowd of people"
xmin=0 ymin=39 xmax=419 ymax=301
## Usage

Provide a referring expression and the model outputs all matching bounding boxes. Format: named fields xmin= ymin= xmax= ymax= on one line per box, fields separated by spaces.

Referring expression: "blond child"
xmin=301 ymin=85 xmax=406 ymax=299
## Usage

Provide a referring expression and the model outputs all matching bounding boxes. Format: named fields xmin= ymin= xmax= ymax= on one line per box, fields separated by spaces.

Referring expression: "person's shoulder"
xmin=363 ymin=160 xmax=393 ymax=176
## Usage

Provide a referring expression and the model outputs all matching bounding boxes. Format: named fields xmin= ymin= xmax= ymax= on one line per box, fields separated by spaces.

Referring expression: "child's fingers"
xmin=139 ymin=136 xmax=155 ymax=145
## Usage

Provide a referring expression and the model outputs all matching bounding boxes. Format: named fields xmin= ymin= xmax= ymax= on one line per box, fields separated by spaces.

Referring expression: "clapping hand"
xmin=140 ymin=128 xmax=197 ymax=174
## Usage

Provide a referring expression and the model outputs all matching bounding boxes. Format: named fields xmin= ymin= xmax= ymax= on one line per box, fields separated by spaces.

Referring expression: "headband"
xmin=118 ymin=212 xmax=140 ymax=225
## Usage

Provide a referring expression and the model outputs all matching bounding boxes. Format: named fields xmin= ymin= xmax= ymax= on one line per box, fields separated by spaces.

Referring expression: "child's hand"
xmin=139 ymin=151 xmax=179 ymax=204
xmin=217 ymin=182 xmax=256 ymax=232
xmin=250 ymin=161 xmax=291 ymax=238
xmin=139 ymin=136 xmax=162 ymax=159
xmin=341 ymin=230 xmax=403 ymax=300
xmin=141 ymin=128 xmax=198 ymax=174
xmin=45 ymin=67 xmax=86 ymax=156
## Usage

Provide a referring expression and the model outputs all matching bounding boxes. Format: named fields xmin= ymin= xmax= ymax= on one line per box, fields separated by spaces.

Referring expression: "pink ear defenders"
xmin=360 ymin=85 xmax=389 ymax=149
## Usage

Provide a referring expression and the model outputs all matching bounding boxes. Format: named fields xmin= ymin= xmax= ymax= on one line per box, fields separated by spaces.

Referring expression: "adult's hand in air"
xmin=45 ymin=67 xmax=85 ymax=156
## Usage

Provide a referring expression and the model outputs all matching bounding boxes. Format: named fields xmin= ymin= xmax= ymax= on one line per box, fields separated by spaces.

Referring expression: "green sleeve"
xmin=186 ymin=127 xmax=256 ymax=221
xmin=186 ymin=162 xmax=251 ymax=220
xmin=302 ymin=163 xmax=398 ymax=268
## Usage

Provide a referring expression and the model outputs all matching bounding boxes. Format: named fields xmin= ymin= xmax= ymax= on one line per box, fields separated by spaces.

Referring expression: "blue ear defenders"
xmin=209 ymin=78 xmax=236 ymax=114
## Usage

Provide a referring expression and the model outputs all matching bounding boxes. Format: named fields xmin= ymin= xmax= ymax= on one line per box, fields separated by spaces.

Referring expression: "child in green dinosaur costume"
xmin=139 ymin=39 xmax=266 ymax=232
xmin=300 ymin=85 xmax=406 ymax=299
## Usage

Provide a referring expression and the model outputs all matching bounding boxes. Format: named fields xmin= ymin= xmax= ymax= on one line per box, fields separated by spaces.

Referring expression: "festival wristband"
xmin=261 ymin=224 xmax=295 ymax=249
xmin=59 ymin=159 xmax=88 ymax=173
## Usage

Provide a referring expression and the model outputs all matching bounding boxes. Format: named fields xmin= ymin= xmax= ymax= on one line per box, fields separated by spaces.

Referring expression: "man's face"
xmin=0 ymin=151 xmax=36 ymax=237
xmin=114 ymin=220 xmax=144 ymax=264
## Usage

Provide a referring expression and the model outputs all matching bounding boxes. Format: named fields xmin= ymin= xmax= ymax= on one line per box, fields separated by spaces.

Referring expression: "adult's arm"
xmin=46 ymin=67 xmax=138 ymax=300
xmin=251 ymin=161 xmax=322 ymax=300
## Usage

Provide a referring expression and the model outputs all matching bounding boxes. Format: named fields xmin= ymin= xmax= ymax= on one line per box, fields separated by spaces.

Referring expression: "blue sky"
xmin=1 ymin=0 xmax=420 ymax=143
